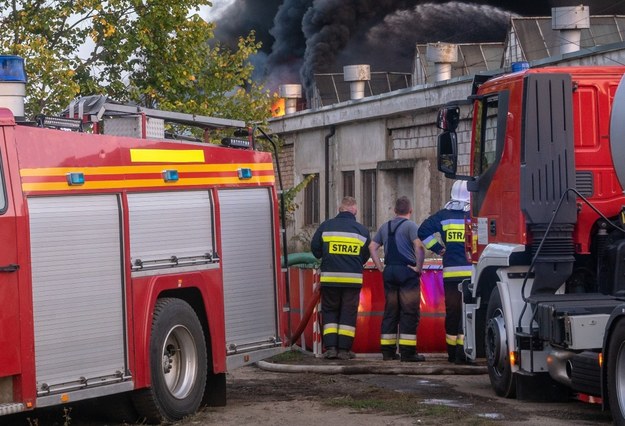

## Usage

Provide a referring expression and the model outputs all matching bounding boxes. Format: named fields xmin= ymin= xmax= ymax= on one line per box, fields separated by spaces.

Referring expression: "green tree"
xmin=0 ymin=0 xmax=272 ymax=125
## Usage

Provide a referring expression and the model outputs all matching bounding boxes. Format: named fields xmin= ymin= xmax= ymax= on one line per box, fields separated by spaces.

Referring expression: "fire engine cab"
xmin=0 ymin=55 xmax=286 ymax=423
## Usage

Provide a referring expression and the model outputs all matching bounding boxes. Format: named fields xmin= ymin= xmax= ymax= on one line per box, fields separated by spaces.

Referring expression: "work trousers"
xmin=380 ymin=265 xmax=421 ymax=357
xmin=321 ymin=286 xmax=360 ymax=351
xmin=444 ymin=277 xmax=464 ymax=362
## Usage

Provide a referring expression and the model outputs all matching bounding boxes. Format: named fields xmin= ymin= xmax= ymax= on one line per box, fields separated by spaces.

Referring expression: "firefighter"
xmin=369 ymin=196 xmax=426 ymax=362
xmin=311 ymin=196 xmax=371 ymax=360
xmin=417 ymin=180 xmax=472 ymax=364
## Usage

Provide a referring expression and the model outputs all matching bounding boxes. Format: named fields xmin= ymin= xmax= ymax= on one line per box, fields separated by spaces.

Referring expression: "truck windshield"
xmin=472 ymin=96 xmax=499 ymax=177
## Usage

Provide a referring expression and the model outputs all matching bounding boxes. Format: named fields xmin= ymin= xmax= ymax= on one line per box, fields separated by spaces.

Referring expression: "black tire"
xmin=607 ymin=318 xmax=625 ymax=425
xmin=132 ymin=298 xmax=208 ymax=424
xmin=485 ymin=287 xmax=516 ymax=398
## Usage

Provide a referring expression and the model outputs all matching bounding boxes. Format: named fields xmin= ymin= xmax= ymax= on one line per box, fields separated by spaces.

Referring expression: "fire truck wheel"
xmin=485 ymin=287 xmax=516 ymax=398
xmin=607 ymin=318 xmax=625 ymax=424
xmin=132 ymin=297 xmax=208 ymax=423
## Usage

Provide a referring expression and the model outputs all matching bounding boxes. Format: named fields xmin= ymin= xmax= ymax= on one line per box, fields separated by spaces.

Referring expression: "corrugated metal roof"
xmin=504 ymin=16 xmax=625 ymax=66
xmin=311 ymin=72 xmax=412 ymax=108
xmin=414 ymin=43 xmax=504 ymax=85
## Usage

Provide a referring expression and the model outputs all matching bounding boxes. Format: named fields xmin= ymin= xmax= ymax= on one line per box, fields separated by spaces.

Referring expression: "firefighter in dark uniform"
xmin=311 ymin=196 xmax=371 ymax=360
xmin=418 ymin=180 xmax=472 ymax=364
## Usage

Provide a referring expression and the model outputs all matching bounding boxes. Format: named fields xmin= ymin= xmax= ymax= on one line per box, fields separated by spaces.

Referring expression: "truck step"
xmin=0 ymin=403 xmax=25 ymax=416
xmin=570 ymin=352 xmax=601 ymax=395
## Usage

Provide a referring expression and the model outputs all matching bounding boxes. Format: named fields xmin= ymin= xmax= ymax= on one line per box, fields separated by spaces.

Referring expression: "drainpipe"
xmin=325 ymin=126 xmax=336 ymax=220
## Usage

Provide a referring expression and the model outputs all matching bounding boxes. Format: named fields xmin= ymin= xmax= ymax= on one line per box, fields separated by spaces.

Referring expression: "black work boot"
xmin=400 ymin=349 xmax=425 ymax=362
xmin=381 ymin=344 xmax=399 ymax=361
xmin=447 ymin=344 xmax=456 ymax=363
xmin=337 ymin=349 xmax=356 ymax=360
xmin=382 ymin=351 xmax=400 ymax=361
xmin=324 ymin=347 xmax=338 ymax=359
xmin=454 ymin=345 xmax=474 ymax=365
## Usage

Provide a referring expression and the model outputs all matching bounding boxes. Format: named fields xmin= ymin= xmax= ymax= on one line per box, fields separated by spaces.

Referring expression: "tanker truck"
xmin=436 ymin=64 xmax=625 ymax=422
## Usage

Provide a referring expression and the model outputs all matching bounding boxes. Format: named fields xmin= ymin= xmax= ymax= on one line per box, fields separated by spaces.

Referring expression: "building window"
xmin=304 ymin=173 xmax=320 ymax=226
xmin=361 ymin=170 xmax=376 ymax=228
xmin=342 ymin=171 xmax=355 ymax=197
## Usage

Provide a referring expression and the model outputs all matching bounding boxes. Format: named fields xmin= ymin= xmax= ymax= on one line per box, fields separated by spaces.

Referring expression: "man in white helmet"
xmin=418 ymin=180 xmax=472 ymax=364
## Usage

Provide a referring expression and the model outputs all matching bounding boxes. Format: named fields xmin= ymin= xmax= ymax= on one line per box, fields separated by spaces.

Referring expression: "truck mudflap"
xmin=515 ymin=370 xmax=571 ymax=402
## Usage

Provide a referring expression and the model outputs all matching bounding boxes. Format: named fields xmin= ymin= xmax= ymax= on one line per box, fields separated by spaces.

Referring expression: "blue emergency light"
xmin=66 ymin=172 xmax=85 ymax=186
xmin=511 ymin=61 xmax=529 ymax=73
xmin=238 ymin=168 xmax=253 ymax=180
xmin=0 ymin=55 xmax=27 ymax=82
xmin=162 ymin=169 xmax=179 ymax=182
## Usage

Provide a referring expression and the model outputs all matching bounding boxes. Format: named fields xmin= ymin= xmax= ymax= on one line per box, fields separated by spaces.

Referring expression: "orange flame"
xmin=271 ymin=98 xmax=286 ymax=117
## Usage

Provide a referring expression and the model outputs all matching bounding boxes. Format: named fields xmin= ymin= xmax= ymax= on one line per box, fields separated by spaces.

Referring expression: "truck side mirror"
xmin=437 ymin=106 xmax=460 ymax=131
xmin=437 ymin=131 xmax=458 ymax=177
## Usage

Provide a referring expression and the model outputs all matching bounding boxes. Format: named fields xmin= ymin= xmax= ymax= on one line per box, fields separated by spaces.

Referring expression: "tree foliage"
xmin=0 ymin=0 xmax=272 ymax=125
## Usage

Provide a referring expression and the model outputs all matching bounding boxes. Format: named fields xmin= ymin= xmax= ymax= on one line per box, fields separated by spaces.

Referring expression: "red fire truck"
xmin=0 ymin=56 xmax=287 ymax=423
xmin=436 ymin=64 xmax=625 ymax=421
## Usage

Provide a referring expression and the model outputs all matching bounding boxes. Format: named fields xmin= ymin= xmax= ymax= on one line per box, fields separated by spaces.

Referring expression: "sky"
xmin=201 ymin=0 xmax=235 ymax=20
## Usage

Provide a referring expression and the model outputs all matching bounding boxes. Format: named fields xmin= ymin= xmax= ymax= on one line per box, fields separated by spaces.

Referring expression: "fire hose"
xmin=282 ymin=252 xmax=321 ymax=346
xmin=287 ymin=282 xmax=321 ymax=346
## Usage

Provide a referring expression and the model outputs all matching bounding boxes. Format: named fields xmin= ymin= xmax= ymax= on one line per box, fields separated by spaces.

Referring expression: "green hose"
xmin=281 ymin=252 xmax=320 ymax=268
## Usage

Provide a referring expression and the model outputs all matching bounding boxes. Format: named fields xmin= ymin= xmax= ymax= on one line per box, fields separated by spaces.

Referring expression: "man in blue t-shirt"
xmin=369 ymin=196 xmax=426 ymax=362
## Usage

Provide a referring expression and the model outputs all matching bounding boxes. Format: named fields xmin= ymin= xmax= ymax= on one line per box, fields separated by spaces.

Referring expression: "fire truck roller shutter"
xmin=127 ymin=191 xmax=214 ymax=270
xmin=218 ymin=188 xmax=279 ymax=353
xmin=28 ymin=195 xmax=127 ymax=396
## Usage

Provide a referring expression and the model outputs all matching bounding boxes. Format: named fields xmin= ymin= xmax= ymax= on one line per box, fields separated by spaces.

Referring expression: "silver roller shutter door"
xmin=127 ymin=191 xmax=213 ymax=268
xmin=28 ymin=195 xmax=125 ymax=393
xmin=218 ymin=188 xmax=278 ymax=351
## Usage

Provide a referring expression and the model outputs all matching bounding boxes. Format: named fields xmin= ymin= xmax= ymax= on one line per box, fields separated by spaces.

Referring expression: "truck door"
xmin=0 ymin=130 xmax=20 ymax=377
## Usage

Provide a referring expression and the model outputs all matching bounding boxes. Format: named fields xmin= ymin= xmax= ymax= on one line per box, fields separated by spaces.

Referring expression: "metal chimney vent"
xmin=343 ymin=65 xmax=371 ymax=100
xmin=552 ymin=5 xmax=590 ymax=55
xmin=426 ymin=43 xmax=458 ymax=82
xmin=278 ymin=84 xmax=302 ymax=114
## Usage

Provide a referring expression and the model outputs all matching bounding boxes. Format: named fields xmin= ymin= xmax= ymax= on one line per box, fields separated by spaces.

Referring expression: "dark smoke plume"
xmin=213 ymin=0 xmax=282 ymax=52
xmin=212 ymin=0 xmax=625 ymax=102
xmin=264 ymin=0 xmax=312 ymax=91
xmin=334 ymin=2 xmax=517 ymax=78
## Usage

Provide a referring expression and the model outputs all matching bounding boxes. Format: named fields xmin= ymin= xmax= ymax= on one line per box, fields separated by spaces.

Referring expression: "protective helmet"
xmin=445 ymin=180 xmax=470 ymax=211
xmin=450 ymin=180 xmax=469 ymax=203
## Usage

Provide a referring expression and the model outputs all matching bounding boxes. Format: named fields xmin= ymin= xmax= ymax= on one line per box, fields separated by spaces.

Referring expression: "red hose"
xmin=288 ymin=284 xmax=321 ymax=346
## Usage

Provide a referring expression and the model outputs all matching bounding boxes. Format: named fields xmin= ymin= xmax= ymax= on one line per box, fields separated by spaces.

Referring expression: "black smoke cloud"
xmin=213 ymin=0 xmax=625 ymax=101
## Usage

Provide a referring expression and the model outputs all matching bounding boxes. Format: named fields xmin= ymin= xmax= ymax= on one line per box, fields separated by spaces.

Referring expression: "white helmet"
xmin=445 ymin=180 xmax=470 ymax=211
